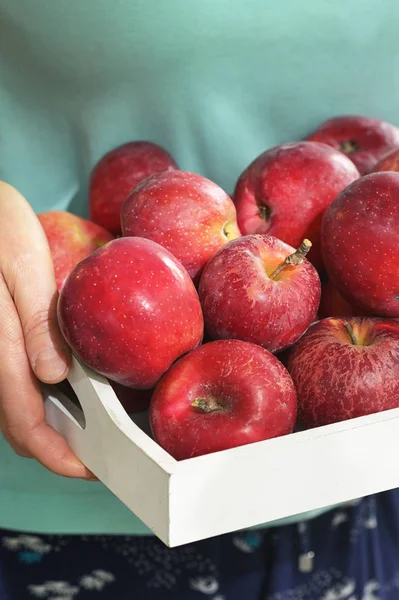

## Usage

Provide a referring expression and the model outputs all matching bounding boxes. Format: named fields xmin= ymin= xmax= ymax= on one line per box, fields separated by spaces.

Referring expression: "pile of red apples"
xmin=40 ymin=115 xmax=399 ymax=461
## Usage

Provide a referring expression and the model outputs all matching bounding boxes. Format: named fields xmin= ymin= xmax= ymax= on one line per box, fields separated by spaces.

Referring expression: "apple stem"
xmin=344 ymin=322 xmax=357 ymax=345
xmin=269 ymin=239 xmax=312 ymax=280
xmin=192 ymin=397 xmax=224 ymax=413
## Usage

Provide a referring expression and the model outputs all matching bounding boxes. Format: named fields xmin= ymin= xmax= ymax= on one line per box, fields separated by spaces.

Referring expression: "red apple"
xmin=121 ymin=170 xmax=241 ymax=281
xmin=322 ymin=172 xmax=399 ymax=317
xmin=318 ymin=280 xmax=369 ymax=319
xmin=89 ymin=141 xmax=178 ymax=235
xmin=233 ymin=141 xmax=359 ymax=271
xmin=198 ymin=234 xmax=321 ymax=353
xmin=306 ymin=115 xmax=399 ymax=175
xmin=38 ymin=211 xmax=113 ymax=290
xmin=150 ymin=339 xmax=297 ymax=460
xmin=372 ymin=147 xmax=399 ymax=173
xmin=58 ymin=237 xmax=204 ymax=388
xmin=286 ymin=317 xmax=399 ymax=427
xmin=109 ymin=381 xmax=152 ymax=413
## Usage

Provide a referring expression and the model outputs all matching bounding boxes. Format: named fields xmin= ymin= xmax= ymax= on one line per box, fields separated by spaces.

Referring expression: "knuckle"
xmin=0 ymin=313 xmax=24 ymax=351
xmin=23 ymin=308 xmax=52 ymax=341
xmin=0 ymin=279 xmax=25 ymax=355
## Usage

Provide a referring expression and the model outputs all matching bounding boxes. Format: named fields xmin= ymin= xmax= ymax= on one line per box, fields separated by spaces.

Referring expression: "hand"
xmin=0 ymin=182 xmax=93 ymax=479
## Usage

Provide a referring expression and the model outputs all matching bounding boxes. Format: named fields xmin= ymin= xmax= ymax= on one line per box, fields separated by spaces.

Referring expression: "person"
xmin=1 ymin=1 xmax=399 ymax=598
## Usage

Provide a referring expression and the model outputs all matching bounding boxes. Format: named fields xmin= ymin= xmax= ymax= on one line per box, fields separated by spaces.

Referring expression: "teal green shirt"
xmin=0 ymin=0 xmax=397 ymax=535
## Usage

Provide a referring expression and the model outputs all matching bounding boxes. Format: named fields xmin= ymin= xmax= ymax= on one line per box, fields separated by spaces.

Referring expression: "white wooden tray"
xmin=43 ymin=355 xmax=399 ymax=547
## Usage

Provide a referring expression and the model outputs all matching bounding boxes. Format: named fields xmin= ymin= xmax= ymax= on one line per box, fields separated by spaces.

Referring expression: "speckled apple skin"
xmin=38 ymin=211 xmax=114 ymax=291
xmin=233 ymin=141 xmax=359 ymax=272
xmin=58 ymin=237 xmax=204 ymax=389
xmin=121 ymin=170 xmax=241 ymax=281
xmin=150 ymin=339 xmax=297 ymax=460
xmin=322 ymin=172 xmax=399 ymax=317
xmin=306 ymin=115 xmax=399 ymax=175
xmin=89 ymin=141 xmax=178 ymax=235
xmin=198 ymin=234 xmax=321 ymax=353
xmin=286 ymin=317 xmax=399 ymax=427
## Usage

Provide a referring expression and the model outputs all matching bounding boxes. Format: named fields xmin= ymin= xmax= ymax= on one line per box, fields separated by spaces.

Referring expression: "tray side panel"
xmin=44 ymin=387 xmax=173 ymax=545
xmin=167 ymin=408 xmax=399 ymax=546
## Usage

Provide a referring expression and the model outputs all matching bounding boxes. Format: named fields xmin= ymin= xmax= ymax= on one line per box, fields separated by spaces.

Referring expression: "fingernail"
xmin=84 ymin=468 xmax=98 ymax=481
xmin=32 ymin=348 xmax=69 ymax=383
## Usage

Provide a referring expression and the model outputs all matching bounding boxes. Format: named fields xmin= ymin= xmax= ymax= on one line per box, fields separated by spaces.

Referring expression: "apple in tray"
xmin=306 ymin=115 xmax=399 ymax=175
xmin=232 ymin=141 xmax=359 ymax=271
xmin=121 ymin=170 xmax=241 ymax=281
xmin=58 ymin=237 xmax=204 ymax=389
xmin=150 ymin=339 xmax=297 ymax=460
xmin=286 ymin=317 xmax=399 ymax=427
xmin=38 ymin=211 xmax=113 ymax=290
xmin=198 ymin=234 xmax=321 ymax=353
xmin=322 ymin=172 xmax=399 ymax=318
xmin=89 ymin=141 xmax=178 ymax=235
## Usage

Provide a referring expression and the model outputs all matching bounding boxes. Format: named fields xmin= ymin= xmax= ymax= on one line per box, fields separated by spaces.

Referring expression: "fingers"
xmin=0 ymin=183 xmax=94 ymax=479
xmin=0 ymin=274 xmax=93 ymax=478
xmin=0 ymin=183 xmax=70 ymax=383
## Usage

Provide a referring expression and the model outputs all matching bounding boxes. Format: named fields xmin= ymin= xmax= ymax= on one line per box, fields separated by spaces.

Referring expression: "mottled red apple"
xmin=150 ymin=339 xmax=297 ymax=460
xmin=58 ymin=237 xmax=204 ymax=388
xmin=306 ymin=115 xmax=399 ymax=175
xmin=198 ymin=234 xmax=321 ymax=353
xmin=38 ymin=211 xmax=113 ymax=290
xmin=121 ymin=170 xmax=241 ymax=281
xmin=89 ymin=141 xmax=178 ymax=234
xmin=322 ymin=172 xmax=399 ymax=317
xmin=233 ymin=141 xmax=359 ymax=271
xmin=286 ymin=317 xmax=399 ymax=426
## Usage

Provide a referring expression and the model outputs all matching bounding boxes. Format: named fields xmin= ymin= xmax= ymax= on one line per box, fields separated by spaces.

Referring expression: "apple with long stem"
xmin=198 ymin=234 xmax=321 ymax=353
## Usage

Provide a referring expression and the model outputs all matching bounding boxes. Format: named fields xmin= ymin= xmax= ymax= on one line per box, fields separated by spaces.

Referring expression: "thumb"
xmin=22 ymin=290 xmax=71 ymax=384
xmin=0 ymin=185 xmax=70 ymax=383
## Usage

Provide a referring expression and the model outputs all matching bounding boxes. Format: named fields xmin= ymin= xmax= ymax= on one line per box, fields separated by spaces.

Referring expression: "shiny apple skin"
xmin=58 ymin=237 xmax=204 ymax=388
xmin=198 ymin=234 xmax=321 ymax=353
xmin=150 ymin=339 xmax=297 ymax=460
xmin=322 ymin=172 xmax=399 ymax=317
xmin=121 ymin=170 xmax=240 ymax=281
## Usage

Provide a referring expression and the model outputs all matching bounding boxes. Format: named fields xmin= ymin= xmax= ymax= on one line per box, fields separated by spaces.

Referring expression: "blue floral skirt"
xmin=1 ymin=489 xmax=399 ymax=599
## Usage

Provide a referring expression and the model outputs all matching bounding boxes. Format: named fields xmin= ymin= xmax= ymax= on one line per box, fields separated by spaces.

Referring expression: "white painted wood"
xmin=44 ymin=356 xmax=176 ymax=543
xmin=44 ymin=355 xmax=399 ymax=547
xmin=168 ymin=408 xmax=399 ymax=545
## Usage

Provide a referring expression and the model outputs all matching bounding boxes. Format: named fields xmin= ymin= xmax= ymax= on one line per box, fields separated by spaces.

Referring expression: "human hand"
xmin=0 ymin=182 xmax=93 ymax=478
